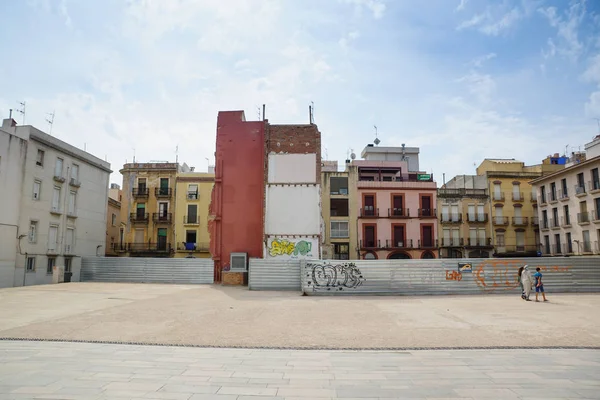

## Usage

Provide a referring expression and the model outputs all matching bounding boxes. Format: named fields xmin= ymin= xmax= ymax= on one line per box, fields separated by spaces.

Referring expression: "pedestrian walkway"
xmin=0 ymin=340 xmax=598 ymax=399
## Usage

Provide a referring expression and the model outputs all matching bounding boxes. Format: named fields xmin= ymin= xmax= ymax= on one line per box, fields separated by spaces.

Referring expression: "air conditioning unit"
xmin=230 ymin=252 xmax=248 ymax=271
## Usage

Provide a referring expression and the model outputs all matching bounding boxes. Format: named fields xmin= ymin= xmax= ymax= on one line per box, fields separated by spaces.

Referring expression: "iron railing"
xmin=550 ymin=218 xmax=560 ymax=229
xmin=418 ymin=208 xmax=437 ymax=218
xmin=466 ymin=238 xmax=492 ymax=247
xmin=492 ymin=192 xmax=505 ymax=201
xmin=512 ymin=192 xmax=524 ymax=202
xmin=125 ymin=243 xmax=172 ymax=252
xmin=360 ymin=239 xmax=381 ymax=249
xmin=130 ymin=212 xmax=149 ymax=223
xmin=531 ymin=192 xmax=538 ymax=202
xmin=388 ymin=208 xmax=410 ymax=218
xmin=187 ymin=191 xmax=199 ymax=200
xmin=440 ymin=213 xmax=462 ymax=223
xmin=155 ymin=187 xmax=173 ymax=198
xmin=578 ymin=212 xmax=590 ymax=224
xmin=590 ymin=180 xmax=600 ymax=191
xmin=437 ymin=188 xmax=487 ymax=198
xmin=552 ymin=244 xmax=563 ymax=255
xmin=575 ymin=183 xmax=586 ymax=195
xmin=466 ymin=213 xmax=488 ymax=223
xmin=492 ymin=216 xmax=509 ymax=226
xmin=532 ymin=216 xmax=539 ymax=226
xmin=512 ymin=216 xmax=528 ymax=226
xmin=132 ymin=187 xmax=149 ymax=197
xmin=385 ymin=239 xmax=413 ymax=249
xmin=417 ymin=239 xmax=438 ymax=249
xmin=558 ymin=189 xmax=569 ymax=200
xmin=153 ymin=213 xmax=172 ymax=223
xmin=549 ymin=190 xmax=558 ymax=202
xmin=439 ymin=238 xmax=464 ymax=247
xmin=177 ymin=242 xmax=210 ymax=252
xmin=359 ymin=208 xmax=379 ymax=217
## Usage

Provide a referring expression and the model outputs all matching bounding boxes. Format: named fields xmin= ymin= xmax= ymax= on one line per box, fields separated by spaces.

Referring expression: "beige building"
xmin=174 ymin=172 xmax=214 ymax=258
xmin=531 ymin=136 xmax=600 ymax=255
xmin=105 ymin=184 xmax=123 ymax=256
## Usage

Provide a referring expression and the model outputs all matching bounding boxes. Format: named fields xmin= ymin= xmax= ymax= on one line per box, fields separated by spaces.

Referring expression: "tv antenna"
xmin=324 ymin=147 xmax=328 ymax=160
xmin=16 ymin=101 xmax=26 ymax=124
xmin=256 ymin=105 xmax=261 ymax=120
xmin=309 ymin=101 xmax=315 ymax=124
xmin=175 ymin=145 xmax=179 ymax=164
xmin=45 ymin=111 xmax=55 ymax=134
xmin=594 ymin=118 xmax=600 ymax=133
xmin=373 ymin=125 xmax=380 ymax=146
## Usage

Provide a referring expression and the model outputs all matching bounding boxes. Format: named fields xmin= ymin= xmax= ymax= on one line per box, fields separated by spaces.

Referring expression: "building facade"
xmin=476 ymin=158 xmax=564 ymax=258
xmin=105 ymin=183 xmax=122 ymax=256
xmin=118 ymin=162 xmax=181 ymax=257
xmin=0 ymin=117 xmax=110 ymax=287
xmin=531 ymin=137 xmax=600 ymax=256
xmin=437 ymin=175 xmax=494 ymax=258
xmin=174 ymin=172 xmax=214 ymax=258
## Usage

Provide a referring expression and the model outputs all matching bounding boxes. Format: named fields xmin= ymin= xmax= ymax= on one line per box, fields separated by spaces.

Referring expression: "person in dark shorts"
xmin=534 ymin=267 xmax=548 ymax=302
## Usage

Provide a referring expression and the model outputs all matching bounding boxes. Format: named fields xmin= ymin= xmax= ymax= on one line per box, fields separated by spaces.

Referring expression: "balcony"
xmin=359 ymin=208 xmax=379 ymax=218
xmin=64 ymin=244 xmax=75 ymax=256
xmin=582 ymin=241 xmax=593 ymax=254
xmin=385 ymin=239 xmax=413 ymax=249
xmin=550 ymin=218 xmax=560 ymax=229
xmin=53 ymin=174 xmax=66 ymax=184
xmin=531 ymin=192 xmax=538 ymax=203
xmin=492 ymin=216 xmax=509 ymax=226
xmin=69 ymin=178 xmax=81 ymax=188
xmin=539 ymin=194 xmax=547 ymax=205
xmin=155 ymin=187 xmax=173 ymax=198
xmin=130 ymin=212 xmax=149 ymax=224
xmin=113 ymin=243 xmax=127 ymax=252
xmin=577 ymin=212 xmax=590 ymax=225
xmin=548 ymin=191 xmax=558 ymax=204
xmin=512 ymin=216 xmax=529 ymax=227
xmin=558 ymin=189 xmax=569 ymax=201
xmin=437 ymin=188 xmax=488 ymax=198
xmin=496 ymin=245 xmax=539 ymax=255
xmin=440 ymin=238 xmax=464 ymax=247
xmin=388 ymin=208 xmax=410 ymax=218
xmin=184 ymin=215 xmax=199 ymax=225
xmin=465 ymin=238 xmax=493 ymax=248
xmin=561 ymin=215 xmax=572 ymax=228
xmin=466 ymin=213 xmax=488 ymax=223
xmin=418 ymin=208 xmax=437 ymax=218
xmin=67 ymin=210 xmax=78 ymax=219
xmin=492 ymin=192 xmax=505 ymax=202
xmin=440 ymin=213 xmax=462 ymax=224
xmin=132 ymin=187 xmax=149 ymax=198
xmin=153 ymin=213 xmax=172 ymax=224
xmin=50 ymin=206 xmax=62 ymax=215
xmin=531 ymin=216 xmax=539 ymax=227
xmin=575 ymin=183 xmax=586 ymax=196
xmin=551 ymin=244 xmax=562 ymax=255
xmin=187 ymin=191 xmax=199 ymax=200
xmin=127 ymin=242 xmax=172 ymax=253
xmin=541 ymin=219 xmax=550 ymax=230
xmin=590 ymin=180 xmax=600 ymax=194
xmin=360 ymin=239 xmax=381 ymax=249
xmin=593 ymin=210 xmax=600 ymax=223
xmin=177 ymin=242 xmax=210 ymax=252
xmin=512 ymin=192 xmax=524 ymax=202
xmin=417 ymin=239 xmax=438 ymax=249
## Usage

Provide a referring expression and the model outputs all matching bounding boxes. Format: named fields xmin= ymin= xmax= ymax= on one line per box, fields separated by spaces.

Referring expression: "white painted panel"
xmin=265 ymin=237 xmax=319 ymax=260
xmin=268 ymin=154 xmax=316 ymax=183
xmin=265 ymin=185 xmax=320 ymax=235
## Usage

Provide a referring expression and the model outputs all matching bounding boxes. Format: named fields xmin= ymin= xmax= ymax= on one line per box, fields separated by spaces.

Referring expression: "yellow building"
xmin=476 ymin=158 xmax=564 ymax=257
xmin=118 ymin=162 xmax=179 ymax=257
xmin=437 ymin=175 xmax=494 ymax=258
xmin=174 ymin=172 xmax=214 ymax=258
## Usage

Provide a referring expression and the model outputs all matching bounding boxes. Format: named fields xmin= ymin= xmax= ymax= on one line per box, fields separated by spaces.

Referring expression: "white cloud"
xmin=340 ymin=0 xmax=386 ymax=19
xmin=582 ymin=54 xmax=600 ymax=83
xmin=585 ymin=90 xmax=600 ymax=117
xmin=470 ymin=53 xmax=497 ymax=68
xmin=539 ymin=1 xmax=586 ymax=61
xmin=456 ymin=0 xmax=469 ymax=12
xmin=456 ymin=71 xmax=497 ymax=104
xmin=457 ymin=5 xmax=523 ymax=36
xmin=479 ymin=7 xmax=521 ymax=36
xmin=59 ymin=0 xmax=71 ymax=28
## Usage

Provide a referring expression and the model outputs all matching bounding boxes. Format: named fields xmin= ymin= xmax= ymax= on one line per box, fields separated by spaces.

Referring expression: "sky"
xmin=1 ymin=0 xmax=600 ymax=185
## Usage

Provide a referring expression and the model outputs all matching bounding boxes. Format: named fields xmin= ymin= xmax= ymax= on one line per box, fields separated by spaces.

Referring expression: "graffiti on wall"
xmin=472 ymin=259 xmax=572 ymax=291
xmin=305 ymin=262 xmax=366 ymax=291
xmin=446 ymin=270 xmax=462 ymax=281
xmin=268 ymin=238 xmax=313 ymax=258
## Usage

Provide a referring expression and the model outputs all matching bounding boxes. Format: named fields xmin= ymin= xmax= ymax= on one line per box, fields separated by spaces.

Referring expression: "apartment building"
xmin=352 ymin=144 xmax=438 ymax=260
xmin=476 ymin=158 xmax=564 ymax=257
xmin=105 ymin=183 xmax=123 ymax=256
xmin=531 ymin=136 xmax=600 ymax=256
xmin=174 ymin=172 xmax=214 ymax=258
xmin=437 ymin=175 xmax=494 ymax=258
xmin=118 ymin=162 xmax=185 ymax=257
xmin=0 ymin=117 xmax=110 ymax=287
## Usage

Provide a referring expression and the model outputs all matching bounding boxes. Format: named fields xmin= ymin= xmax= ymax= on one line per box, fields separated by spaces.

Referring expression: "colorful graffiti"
xmin=473 ymin=259 xmax=572 ymax=292
xmin=269 ymin=239 xmax=313 ymax=258
xmin=446 ymin=270 xmax=462 ymax=281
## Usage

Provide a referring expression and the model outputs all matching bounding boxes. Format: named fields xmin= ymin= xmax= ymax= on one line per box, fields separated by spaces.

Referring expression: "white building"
xmin=531 ymin=136 xmax=600 ymax=256
xmin=0 ymin=118 xmax=111 ymax=287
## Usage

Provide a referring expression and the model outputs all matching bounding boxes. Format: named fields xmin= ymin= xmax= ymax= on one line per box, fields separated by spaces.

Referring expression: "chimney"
xmin=2 ymin=118 xmax=17 ymax=129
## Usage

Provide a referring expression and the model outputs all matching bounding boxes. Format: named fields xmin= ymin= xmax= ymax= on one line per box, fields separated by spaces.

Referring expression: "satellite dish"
xmin=351 ymin=152 xmax=356 ymax=160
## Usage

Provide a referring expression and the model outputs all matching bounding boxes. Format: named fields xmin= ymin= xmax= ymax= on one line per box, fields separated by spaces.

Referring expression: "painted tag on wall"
xmin=458 ymin=262 xmax=473 ymax=272
xmin=266 ymin=237 xmax=317 ymax=259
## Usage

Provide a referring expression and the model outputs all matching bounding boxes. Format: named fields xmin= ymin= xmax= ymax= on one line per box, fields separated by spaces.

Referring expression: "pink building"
xmin=353 ymin=146 xmax=438 ymax=259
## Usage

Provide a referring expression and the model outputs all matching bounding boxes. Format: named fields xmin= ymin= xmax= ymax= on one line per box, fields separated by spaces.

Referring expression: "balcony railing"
xmin=531 ymin=216 xmax=539 ymax=226
xmin=132 ymin=187 xmax=149 ymax=198
xmin=153 ymin=213 xmax=172 ymax=223
xmin=437 ymin=188 xmax=487 ymax=198
xmin=492 ymin=216 xmax=509 ymax=226
xmin=512 ymin=216 xmax=528 ymax=226
xmin=388 ymin=208 xmax=410 ymax=218
xmin=492 ymin=192 xmax=505 ymax=201
xmin=360 ymin=239 xmax=381 ymax=249
xmin=558 ymin=189 xmax=569 ymax=201
xmin=64 ymin=244 xmax=75 ymax=255
xmin=69 ymin=178 xmax=81 ymax=188
xmin=466 ymin=238 xmax=493 ymax=247
xmin=184 ymin=215 xmax=199 ymax=224
xmin=127 ymin=242 xmax=172 ymax=253
xmin=440 ymin=213 xmax=462 ymax=224
xmin=496 ymin=245 xmax=539 ymax=254
xmin=561 ymin=215 xmax=572 ymax=227
xmin=155 ymin=187 xmax=173 ymax=198
xmin=359 ymin=208 xmax=379 ymax=217
xmin=177 ymin=242 xmax=210 ymax=252
xmin=548 ymin=191 xmax=558 ymax=203
xmin=575 ymin=183 xmax=586 ymax=196
xmin=551 ymin=244 xmax=562 ymax=255
xmin=593 ymin=210 xmax=600 ymax=222
xmin=385 ymin=239 xmax=413 ymax=249
xmin=590 ymin=180 xmax=600 ymax=192
xmin=53 ymin=174 xmax=66 ymax=183
xmin=577 ymin=212 xmax=590 ymax=224
xmin=440 ymin=238 xmax=464 ymax=247
xmin=130 ymin=212 xmax=149 ymax=224
xmin=466 ymin=213 xmax=488 ymax=223
xmin=550 ymin=218 xmax=560 ymax=229
xmin=582 ymin=241 xmax=592 ymax=253
xmin=417 ymin=239 xmax=438 ymax=249
xmin=187 ymin=191 xmax=199 ymax=200
xmin=531 ymin=192 xmax=538 ymax=202
xmin=418 ymin=208 xmax=437 ymax=218
xmin=512 ymin=192 xmax=524 ymax=202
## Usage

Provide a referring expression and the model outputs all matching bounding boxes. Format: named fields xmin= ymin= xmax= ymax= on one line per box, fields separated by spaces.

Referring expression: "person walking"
xmin=517 ymin=266 xmax=525 ymax=299
xmin=521 ymin=265 xmax=534 ymax=301
xmin=534 ymin=267 xmax=548 ymax=302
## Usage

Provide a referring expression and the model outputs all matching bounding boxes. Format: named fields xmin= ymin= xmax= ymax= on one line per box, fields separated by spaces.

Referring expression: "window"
xmin=64 ymin=258 xmax=72 ymax=273
xmin=33 ymin=180 xmax=41 ymax=200
xmin=363 ymin=225 xmax=376 ymax=247
xmin=566 ymin=232 xmax=573 ymax=253
xmin=54 ymin=158 xmax=63 ymax=177
xmin=136 ymin=203 xmax=146 ymax=218
xmin=52 ymin=186 xmax=61 ymax=212
xmin=71 ymin=164 xmax=79 ymax=181
xmin=493 ymin=183 xmax=502 ymax=200
xmin=496 ymin=233 xmax=505 ymax=247
xmin=544 ymin=235 xmax=550 ymax=254
xmin=187 ymin=184 xmax=198 ymax=199
xmin=48 ymin=225 xmax=58 ymax=251
xmin=138 ymin=178 xmax=147 ymax=190
xmin=576 ymin=173 xmax=585 ymax=193
xmin=550 ymin=182 xmax=556 ymax=201
xmin=36 ymin=149 xmax=45 ymax=166
xmin=516 ymin=231 xmax=525 ymax=251
xmin=68 ymin=191 xmax=76 ymax=215
xmin=542 ymin=210 xmax=548 ymax=228
xmin=391 ymin=195 xmax=405 ymax=216
xmin=47 ymin=257 xmax=56 ymax=274
xmin=552 ymin=207 xmax=559 ymax=227
xmin=185 ymin=230 xmax=197 ymax=244
xmin=363 ymin=195 xmax=375 ymax=216
xmin=592 ymin=168 xmax=600 ymax=191
xmin=513 ymin=183 xmax=521 ymax=201
xmin=540 ymin=185 xmax=546 ymax=203
xmin=330 ymin=177 xmax=348 ymax=195
xmin=554 ymin=233 xmax=561 ymax=254
xmin=333 ymin=243 xmax=350 ymax=260
xmin=187 ymin=204 xmax=198 ymax=224
xmin=583 ymin=230 xmax=591 ymax=252
xmin=393 ymin=225 xmax=405 ymax=246
xmin=26 ymin=257 xmax=35 ymax=272
xmin=29 ymin=221 xmax=38 ymax=243
xmin=65 ymin=228 xmax=74 ymax=254
xmin=469 ymin=228 xmax=477 ymax=246
xmin=561 ymin=178 xmax=568 ymax=198
xmin=112 ymin=213 xmax=117 ymax=226
xmin=563 ymin=205 xmax=570 ymax=226
xmin=159 ymin=178 xmax=169 ymax=195
xmin=330 ymin=198 xmax=349 ymax=216
xmin=331 ymin=221 xmax=349 ymax=238
xmin=478 ymin=229 xmax=486 ymax=245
